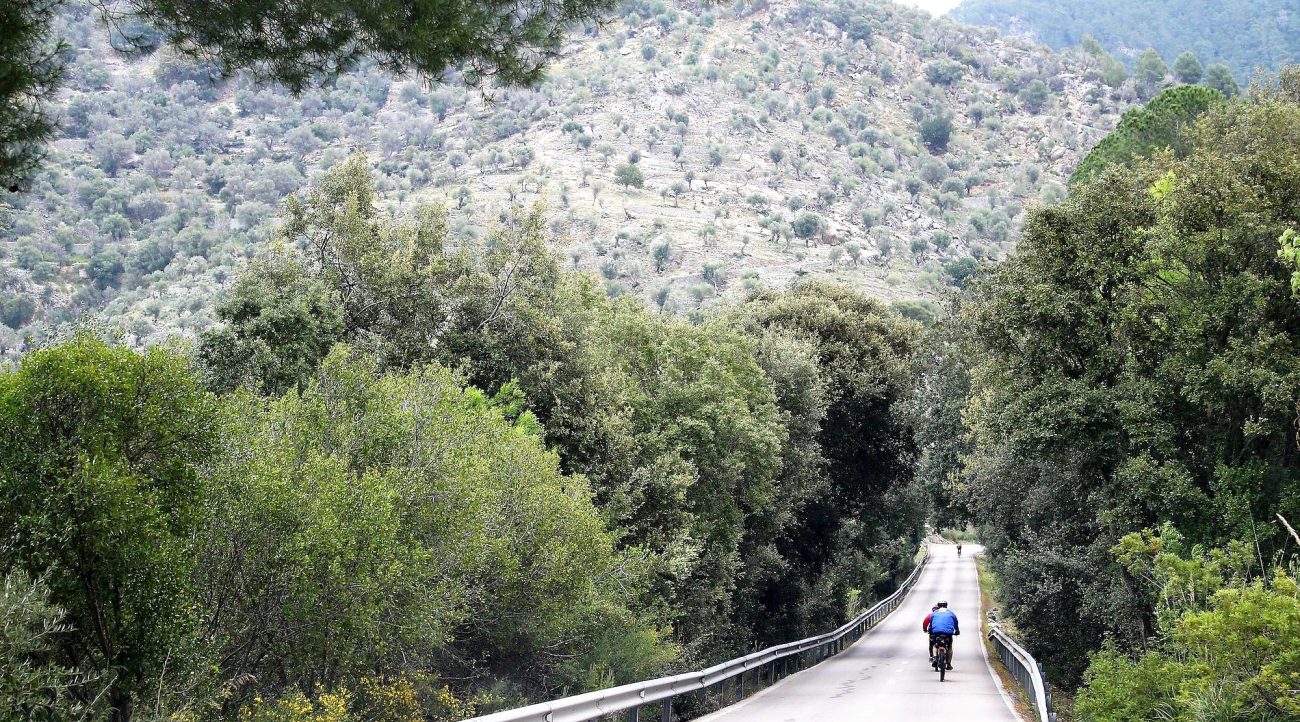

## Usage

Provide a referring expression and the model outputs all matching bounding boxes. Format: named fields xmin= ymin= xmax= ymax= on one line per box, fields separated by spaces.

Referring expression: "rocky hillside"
xmin=0 ymin=0 xmax=1130 ymax=356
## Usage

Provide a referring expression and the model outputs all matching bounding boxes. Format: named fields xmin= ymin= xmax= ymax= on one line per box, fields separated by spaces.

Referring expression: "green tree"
xmin=1204 ymin=62 xmax=1240 ymax=98
xmin=669 ymin=180 xmax=687 ymax=206
xmin=1100 ymin=60 xmax=1128 ymax=89
xmin=919 ymin=113 xmax=954 ymax=153
xmin=1 ymin=0 xmax=65 ymax=190
xmin=1134 ymin=47 xmax=1169 ymax=97
xmin=905 ymin=178 xmax=922 ymax=202
xmin=1018 ymin=79 xmax=1050 ymax=113
xmin=200 ymin=347 xmax=670 ymax=706
xmin=203 ymin=155 xmax=563 ymax=380
xmin=1280 ymin=228 xmax=1300 ymax=296
xmin=614 ymin=163 xmax=644 ymax=188
xmin=1071 ymin=84 xmax=1221 ymax=187
xmin=198 ymin=244 xmax=345 ymax=395
xmin=1171 ymin=50 xmax=1203 ymax=84
xmin=86 ymin=249 xmax=126 ymax=290
xmin=588 ymin=304 xmax=787 ymax=645
xmin=735 ymin=281 xmax=923 ymax=641
xmin=923 ymin=59 xmax=965 ymax=86
xmin=652 ymin=240 xmax=672 ymax=272
xmin=0 ymin=333 xmax=218 ymax=721
xmin=0 ymin=293 xmax=36 ymax=329
xmin=792 ymin=211 xmax=826 ymax=242
xmin=1077 ymin=532 xmax=1300 ymax=721
xmin=943 ymin=256 xmax=977 ymax=287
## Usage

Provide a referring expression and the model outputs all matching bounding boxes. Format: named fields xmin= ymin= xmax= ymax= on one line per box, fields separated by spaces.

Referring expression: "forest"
xmin=2 ymin=155 xmax=926 ymax=721
xmin=951 ymin=0 xmax=1299 ymax=85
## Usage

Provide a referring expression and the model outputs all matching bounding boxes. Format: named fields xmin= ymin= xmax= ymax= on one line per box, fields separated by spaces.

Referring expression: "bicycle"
xmin=931 ymin=634 xmax=952 ymax=682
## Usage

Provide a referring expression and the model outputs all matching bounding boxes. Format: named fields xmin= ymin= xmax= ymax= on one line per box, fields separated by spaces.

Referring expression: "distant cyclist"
xmin=956 ymin=543 xmax=962 ymax=557
xmin=924 ymin=601 xmax=959 ymax=670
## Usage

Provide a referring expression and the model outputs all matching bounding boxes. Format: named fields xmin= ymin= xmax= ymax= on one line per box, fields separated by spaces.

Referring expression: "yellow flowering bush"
xmin=238 ymin=689 xmax=352 ymax=722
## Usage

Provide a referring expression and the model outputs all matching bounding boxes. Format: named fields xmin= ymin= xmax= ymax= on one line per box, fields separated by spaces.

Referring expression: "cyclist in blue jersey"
xmin=923 ymin=601 xmax=960 ymax=669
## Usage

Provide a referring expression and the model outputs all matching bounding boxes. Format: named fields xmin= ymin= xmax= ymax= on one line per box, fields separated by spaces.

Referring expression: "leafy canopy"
xmin=935 ymin=69 xmax=1300 ymax=684
xmin=1077 ymin=530 xmax=1299 ymax=721
xmin=0 ymin=0 xmax=66 ymax=190
xmin=0 ymin=331 xmax=218 ymax=720
xmin=1071 ymin=84 xmax=1222 ymax=187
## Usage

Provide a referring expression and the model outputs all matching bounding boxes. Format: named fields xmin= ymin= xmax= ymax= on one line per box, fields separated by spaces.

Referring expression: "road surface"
xmin=697 ymin=544 xmax=1021 ymax=722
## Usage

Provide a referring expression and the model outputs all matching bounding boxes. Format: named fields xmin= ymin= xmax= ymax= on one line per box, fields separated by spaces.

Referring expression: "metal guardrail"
xmin=469 ymin=549 xmax=929 ymax=722
xmin=988 ymin=625 xmax=1056 ymax=722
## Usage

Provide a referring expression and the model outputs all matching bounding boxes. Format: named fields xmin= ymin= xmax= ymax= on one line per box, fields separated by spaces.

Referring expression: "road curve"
xmin=696 ymin=543 xmax=1021 ymax=722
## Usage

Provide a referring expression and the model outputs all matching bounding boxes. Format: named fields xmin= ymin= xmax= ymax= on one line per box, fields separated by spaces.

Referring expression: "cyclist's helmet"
xmin=937 ymin=601 xmax=948 ymax=607
xmin=931 ymin=605 xmax=939 ymax=611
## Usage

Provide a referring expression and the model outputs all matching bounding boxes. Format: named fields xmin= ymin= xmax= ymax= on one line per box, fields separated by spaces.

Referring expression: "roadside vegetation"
xmin=918 ymin=68 xmax=1300 ymax=718
xmin=0 ymin=157 xmax=926 ymax=721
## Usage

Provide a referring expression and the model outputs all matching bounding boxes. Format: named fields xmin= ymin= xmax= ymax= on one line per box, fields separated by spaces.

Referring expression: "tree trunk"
xmin=111 ymin=689 xmax=132 ymax=722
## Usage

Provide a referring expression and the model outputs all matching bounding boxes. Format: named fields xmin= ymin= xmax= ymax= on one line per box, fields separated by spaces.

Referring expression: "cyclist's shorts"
xmin=929 ymin=633 xmax=954 ymax=646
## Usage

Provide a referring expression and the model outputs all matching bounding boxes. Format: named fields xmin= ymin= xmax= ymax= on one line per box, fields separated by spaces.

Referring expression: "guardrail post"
xmin=660 ymin=697 xmax=672 ymax=722
xmin=629 ymin=705 xmax=639 ymax=722
xmin=738 ymin=670 xmax=745 ymax=697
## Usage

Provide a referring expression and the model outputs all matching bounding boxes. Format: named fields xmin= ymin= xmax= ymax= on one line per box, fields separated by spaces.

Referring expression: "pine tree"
xmin=1134 ymin=47 xmax=1169 ymax=98
xmin=1204 ymin=63 xmax=1240 ymax=98
xmin=0 ymin=0 xmax=66 ymax=191
xmin=1172 ymin=51 xmax=1204 ymax=84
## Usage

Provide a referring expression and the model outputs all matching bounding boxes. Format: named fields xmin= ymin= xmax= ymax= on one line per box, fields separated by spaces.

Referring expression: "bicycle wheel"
xmin=938 ymin=649 xmax=947 ymax=682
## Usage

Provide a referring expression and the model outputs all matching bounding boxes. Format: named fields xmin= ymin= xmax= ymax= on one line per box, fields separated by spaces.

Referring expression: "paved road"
xmin=697 ymin=544 xmax=1020 ymax=722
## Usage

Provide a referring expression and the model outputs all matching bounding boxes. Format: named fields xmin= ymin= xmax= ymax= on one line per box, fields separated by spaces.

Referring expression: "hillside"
xmin=0 ymin=0 xmax=1130 ymax=357
xmin=951 ymin=0 xmax=1300 ymax=83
